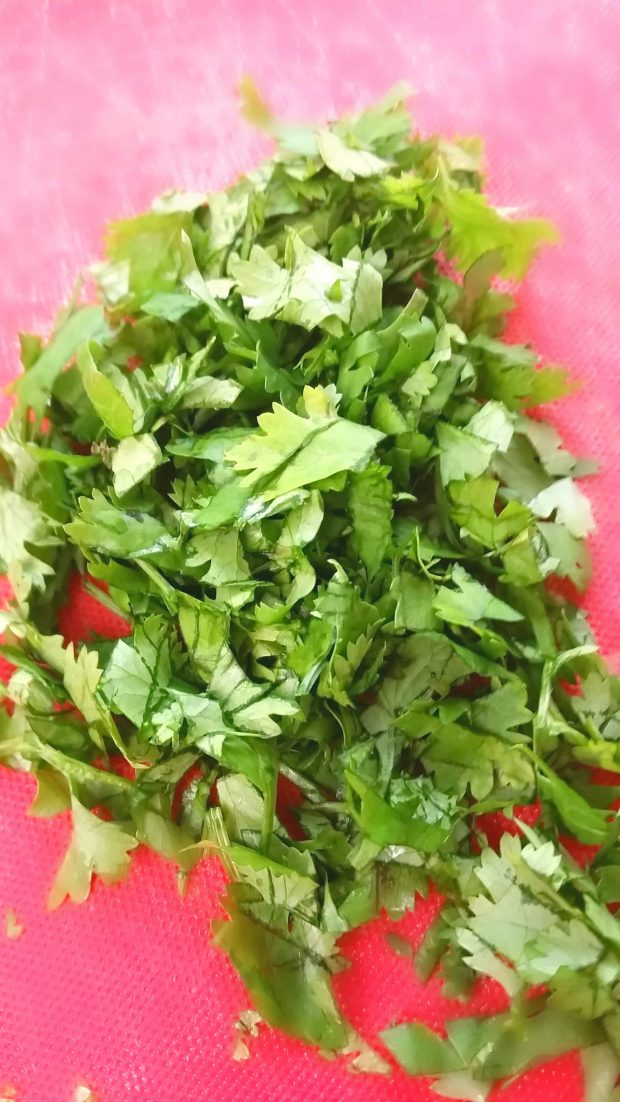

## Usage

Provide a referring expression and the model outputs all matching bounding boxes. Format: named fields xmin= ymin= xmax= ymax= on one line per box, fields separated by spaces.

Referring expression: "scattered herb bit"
xmin=74 ymin=1085 xmax=98 ymax=1102
xmin=232 ymin=1009 xmax=262 ymax=1061
xmin=4 ymin=909 xmax=23 ymax=940
xmin=342 ymin=1034 xmax=391 ymax=1076
xmin=0 ymin=82 xmax=618 ymax=1095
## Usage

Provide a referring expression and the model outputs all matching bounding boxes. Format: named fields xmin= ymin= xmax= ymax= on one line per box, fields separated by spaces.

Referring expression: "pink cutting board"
xmin=1 ymin=2 xmax=620 ymax=1099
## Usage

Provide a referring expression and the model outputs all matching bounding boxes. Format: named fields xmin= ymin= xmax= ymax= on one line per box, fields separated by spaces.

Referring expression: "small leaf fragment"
xmin=5 ymin=909 xmax=23 ymax=940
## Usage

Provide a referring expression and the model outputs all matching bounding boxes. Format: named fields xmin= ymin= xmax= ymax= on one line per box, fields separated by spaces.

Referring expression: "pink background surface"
xmin=1 ymin=2 xmax=620 ymax=1099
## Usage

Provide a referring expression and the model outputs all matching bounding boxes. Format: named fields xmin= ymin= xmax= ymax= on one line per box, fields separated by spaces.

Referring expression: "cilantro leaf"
xmin=530 ymin=476 xmax=596 ymax=538
xmin=433 ymin=565 xmax=523 ymax=626
xmin=15 ymin=304 xmax=107 ymax=420
xmin=111 ymin=434 xmax=162 ymax=496
xmin=78 ymin=342 xmax=135 ymax=439
xmin=437 ymin=423 xmax=495 ymax=484
xmin=227 ymin=386 xmax=383 ymax=498
xmin=101 ymin=616 xmax=171 ymax=727
xmin=348 ymin=464 xmax=393 ymax=579
xmin=441 ymin=181 xmax=559 ymax=279
xmin=213 ymin=883 xmax=348 ymax=1051
xmin=0 ymin=490 xmax=57 ymax=605
xmin=229 ymin=231 xmax=382 ymax=335
xmin=317 ymin=128 xmax=390 ymax=180
xmin=48 ymin=795 xmax=138 ymax=909
xmin=65 ymin=490 xmax=172 ymax=557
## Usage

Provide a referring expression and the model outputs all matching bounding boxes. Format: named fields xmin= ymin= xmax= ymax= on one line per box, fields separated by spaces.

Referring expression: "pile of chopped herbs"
xmin=2 ymin=82 xmax=620 ymax=1098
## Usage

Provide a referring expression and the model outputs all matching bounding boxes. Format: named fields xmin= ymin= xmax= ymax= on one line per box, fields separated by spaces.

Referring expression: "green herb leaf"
xmin=48 ymin=796 xmax=138 ymax=909
xmin=15 ymin=304 xmax=106 ymax=420
xmin=78 ymin=342 xmax=135 ymax=440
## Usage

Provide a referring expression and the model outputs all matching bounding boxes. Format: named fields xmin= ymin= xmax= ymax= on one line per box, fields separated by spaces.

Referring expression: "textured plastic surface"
xmin=1 ymin=2 xmax=620 ymax=1099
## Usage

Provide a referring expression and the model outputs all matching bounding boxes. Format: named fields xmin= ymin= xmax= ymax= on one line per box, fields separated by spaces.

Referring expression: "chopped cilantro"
xmin=0 ymin=83 xmax=617 ymax=1093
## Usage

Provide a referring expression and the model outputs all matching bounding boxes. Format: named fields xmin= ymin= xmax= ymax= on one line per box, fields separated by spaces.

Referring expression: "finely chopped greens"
xmin=1 ymin=82 xmax=619 ymax=1094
